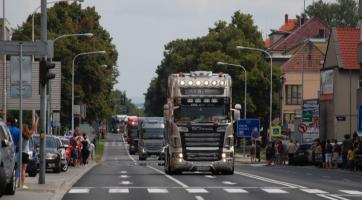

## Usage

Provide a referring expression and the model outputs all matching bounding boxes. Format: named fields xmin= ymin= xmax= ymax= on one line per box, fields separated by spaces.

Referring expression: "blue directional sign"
xmin=358 ymin=105 xmax=362 ymax=135
xmin=237 ymin=119 xmax=260 ymax=138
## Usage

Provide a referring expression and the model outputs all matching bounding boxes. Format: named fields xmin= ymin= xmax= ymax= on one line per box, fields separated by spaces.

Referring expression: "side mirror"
xmin=234 ymin=104 xmax=241 ymax=110
xmin=233 ymin=104 xmax=241 ymax=121
xmin=1 ymin=140 xmax=9 ymax=147
xmin=163 ymin=104 xmax=169 ymax=118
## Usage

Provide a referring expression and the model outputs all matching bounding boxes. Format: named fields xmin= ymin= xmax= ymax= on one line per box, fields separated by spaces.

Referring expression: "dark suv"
xmin=0 ymin=121 xmax=17 ymax=197
xmin=33 ymin=135 xmax=62 ymax=173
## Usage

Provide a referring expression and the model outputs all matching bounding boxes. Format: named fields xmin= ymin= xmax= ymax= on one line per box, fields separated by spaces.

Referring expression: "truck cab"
xmin=138 ymin=117 xmax=165 ymax=160
xmin=127 ymin=116 xmax=139 ymax=155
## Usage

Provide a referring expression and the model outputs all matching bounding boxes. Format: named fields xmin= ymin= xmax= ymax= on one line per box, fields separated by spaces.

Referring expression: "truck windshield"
xmin=177 ymin=105 xmax=228 ymax=123
xmin=130 ymin=127 xmax=138 ymax=138
xmin=142 ymin=128 xmax=164 ymax=139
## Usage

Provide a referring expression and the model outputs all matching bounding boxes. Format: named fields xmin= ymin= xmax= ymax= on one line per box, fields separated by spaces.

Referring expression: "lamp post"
xmin=237 ymin=46 xmax=273 ymax=142
xmin=217 ymin=62 xmax=247 ymax=119
xmin=31 ymin=0 xmax=83 ymax=42
xmin=47 ymin=33 xmax=93 ymax=135
xmin=71 ymin=50 xmax=106 ymax=133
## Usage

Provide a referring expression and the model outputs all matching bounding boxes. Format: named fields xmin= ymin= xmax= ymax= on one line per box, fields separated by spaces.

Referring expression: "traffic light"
xmin=39 ymin=58 xmax=56 ymax=85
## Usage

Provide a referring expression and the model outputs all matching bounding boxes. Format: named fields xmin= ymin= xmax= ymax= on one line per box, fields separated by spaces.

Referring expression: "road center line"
xmin=147 ymin=165 xmax=189 ymax=188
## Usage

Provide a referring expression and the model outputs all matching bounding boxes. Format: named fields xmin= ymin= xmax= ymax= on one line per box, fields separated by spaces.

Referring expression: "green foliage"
xmin=112 ymin=90 xmax=143 ymax=116
xmin=12 ymin=2 xmax=118 ymax=126
xmin=144 ymin=11 xmax=281 ymax=120
xmin=306 ymin=0 xmax=358 ymax=27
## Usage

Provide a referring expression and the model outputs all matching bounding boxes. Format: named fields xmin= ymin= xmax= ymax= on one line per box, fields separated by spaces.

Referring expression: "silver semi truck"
xmin=163 ymin=71 xmax=240 ymax=175
xmin=138 ymin=117 xmax=165 ymax=160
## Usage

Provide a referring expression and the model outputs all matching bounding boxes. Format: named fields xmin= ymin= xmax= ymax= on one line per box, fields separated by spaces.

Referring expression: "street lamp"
xmin=31 ymin=0 xmax=83 ymax=42
xmin=47 ymin=32 xmax=93 ymax=135
xmin=71 ymin=50 xmax=106 ymax=133
xmin=217 ymin=61 xmax=247 ymax=119
xmin=237 ymin=46 xmax=273 ymax=142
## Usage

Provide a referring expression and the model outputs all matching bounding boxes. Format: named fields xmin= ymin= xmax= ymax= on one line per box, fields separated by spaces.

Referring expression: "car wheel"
xmin=5 ymin=167 xmax=16 ymax=195
xmin=61 ymin=161 xmax=68 ymax=172
xmin=0 ymin=167 xmax=6 ymax=197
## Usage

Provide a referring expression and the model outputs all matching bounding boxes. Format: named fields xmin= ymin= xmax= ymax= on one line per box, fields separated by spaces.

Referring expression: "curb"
xmin=51 ymin=162 xmax=98 ymax=200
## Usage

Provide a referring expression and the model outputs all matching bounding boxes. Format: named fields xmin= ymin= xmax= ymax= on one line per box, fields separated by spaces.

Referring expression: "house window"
xmin=283 ymin=113 xmax=295 ymax=124
xmin=285 ymin=85 xmax=302 ymax=105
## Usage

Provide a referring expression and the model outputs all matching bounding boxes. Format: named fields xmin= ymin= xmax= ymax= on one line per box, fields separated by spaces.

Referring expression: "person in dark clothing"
xmin=266 ymin=142 xmax=273 ymax=166
xmin=81 ymin=133 xmax=90 ymax=165
xmin=256 ymin=141 xmax=261 ymax=162
xmin=342 ymin=134 xmax=353 ymax=169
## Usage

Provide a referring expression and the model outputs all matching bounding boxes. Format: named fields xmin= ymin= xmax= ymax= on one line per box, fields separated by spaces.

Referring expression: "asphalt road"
xmin=63 ymin=133 xmax=362 ymax=200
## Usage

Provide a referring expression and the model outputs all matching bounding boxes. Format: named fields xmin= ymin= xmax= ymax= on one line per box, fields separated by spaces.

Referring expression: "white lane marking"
xmin=147 ymin=165 xmax=189 ymax=188
xmin=186 ymin=188 xmax=208 ymax=193
xmin=68 ymin=188 xmax=90 ymax=194
xmin=204 ymin=175 xmax=216 ymax=179
xmin=224 ymin=188 xmax=248 ymax=193
xmin=235 ymin=171 xmax=305 ymax=188
xmin=300 ymin=189 xmax=328 ymax=194
xmin=147 ymin=188 xmax=169 ymax=193
xmin=195 ymin=196 xmax=205 ymax=200
xmin=121 ymin=136 xmax=137 ymax=164
xmin=262 ymin=189 xmax=288 ymax=194
xmin=119 ymin=175 xmax=130 ymax=178
xmin=120 ymin=171 xmax=127 ymax=174
xmin=327 ymin=194 xmax=350 ymax=200
xmin=109 ymin=188 xmax=129 ymax=193
xmin=119 ymin=181 xmax=132 ymax=185
xmin=339 ymin=190 xmax=362 ymax=195
xmin=222 ymin=181 xmax=237 ymax=185
xmin=317 ymin=194 xmax=350 ymax=200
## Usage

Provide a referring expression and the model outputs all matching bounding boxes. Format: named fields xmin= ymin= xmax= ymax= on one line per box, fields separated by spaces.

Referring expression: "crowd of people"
xmin=69 ymin=130 xmax=95 ymax=167
xmin=249 ymin=133 xmax=362 ymax=171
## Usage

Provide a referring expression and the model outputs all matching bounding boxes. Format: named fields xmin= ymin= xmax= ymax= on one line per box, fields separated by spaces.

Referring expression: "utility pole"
xmin=357 ymin=0 xmax=362 ymax=136
xmin=39 ymin=0 xmax=47 ymax=184
xmin=2 ymin=0 xmax=6 ymax=120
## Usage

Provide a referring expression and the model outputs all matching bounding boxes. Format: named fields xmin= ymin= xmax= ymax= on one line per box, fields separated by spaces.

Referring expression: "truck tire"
xmin=0 ymin=167 xmax=6 ymax=197
xmin=138 ymin=155 xmax=146 ymax=161
xmin=5 ymin=167 xmax=16 ymax=195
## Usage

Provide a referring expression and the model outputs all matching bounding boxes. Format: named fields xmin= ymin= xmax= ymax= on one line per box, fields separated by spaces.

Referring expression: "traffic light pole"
xmin=39 ymin=0 xmax=47 ymax=184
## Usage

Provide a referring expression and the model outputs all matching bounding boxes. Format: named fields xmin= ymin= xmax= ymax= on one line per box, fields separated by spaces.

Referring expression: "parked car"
xmin=59 ymin=136 xmax=72 ymax=165
xmin=26 ymin=136 xmax=39 ymax=177
xmin=33 ymin=135 xmax=63 ymax=173
xmin=0 ymin=121 xmax=16 ymax=197
xmin=55 ymin=137 xmax=68 ymax=172
xmin=294 ymin=143 xmax=313 ymax=165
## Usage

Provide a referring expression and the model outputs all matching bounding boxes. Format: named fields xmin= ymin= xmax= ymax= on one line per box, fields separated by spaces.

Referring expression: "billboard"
xmin=237 ymin=119 xmax=260 ymax=138
xmin=302 ymin=99 xmax=320 ymax=141
xmin=320 ymin=69 xmax=333 ymax=100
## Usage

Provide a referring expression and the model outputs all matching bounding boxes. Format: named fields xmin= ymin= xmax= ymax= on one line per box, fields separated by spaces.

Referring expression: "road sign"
xmin=271 ymin=125 xmax=282 ymax=138
xmin=236 ymin=119 xmax=260 ymax=138
xmin=298 ymin=123 xmax=307 ymax=133
xmin=358 ymin=105 xmax=362 ymax=136
xmin=10 ymin=56 xmax=32 ymax=98
xmin=0 ymin=40 xmax=53 ymax=58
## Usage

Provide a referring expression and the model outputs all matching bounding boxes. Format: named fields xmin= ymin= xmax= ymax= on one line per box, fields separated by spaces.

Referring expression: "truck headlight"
xmin=222 ymin=153 xmax=226 ymax=159
xmin=178 ymin=153 xmax=183 ymax=159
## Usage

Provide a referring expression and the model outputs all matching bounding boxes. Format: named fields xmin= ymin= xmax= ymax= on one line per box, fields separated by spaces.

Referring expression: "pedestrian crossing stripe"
xmin=186 ymin=188 xmax=208 ymax=193
xmin=109 ymin=188 xmax=129 ymax=193
xmin=339 ymin=190 xmax=362 ymax=195
xmin=147 ymin=188 xmax=168 ymax=193
xmin=223 ymin=188 xmax=248 ymax=193
xmin=68 ymin=188 xmax=90 ymax=194
xmin=300 ymin=189 xmax=328 ymax=194
xmin=262 ymin=189 xmax=288 ymax=194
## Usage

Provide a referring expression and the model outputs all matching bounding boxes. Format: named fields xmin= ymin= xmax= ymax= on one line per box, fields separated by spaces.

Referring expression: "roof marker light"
xmin=196 ymin=80 xmax=201 ymax=86
xmin=180 ymin=80 xmax=185 ymax=86
xmin=211 ymin=80 xmax=217 ymax=86
xmin=188 ymin=80 xmax=193 ymax=86
xmin=204 ymin=80 xmax=209 ymax=86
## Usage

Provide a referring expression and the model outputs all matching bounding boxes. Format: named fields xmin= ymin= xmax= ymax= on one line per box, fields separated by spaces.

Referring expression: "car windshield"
xmin=142 ymin=128 xmax=164 ymax=139
xmin=32 ymin=136 xmax=57 ymax=148
xmin=61 ymin=139 xmax=70 ymax=146
xmin=176 ymin=105 xmax=228 ymax=123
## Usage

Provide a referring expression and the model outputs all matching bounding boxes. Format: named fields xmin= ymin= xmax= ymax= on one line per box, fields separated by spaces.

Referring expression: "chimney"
xmin=285 ymin=14 xmax=288 ymax=24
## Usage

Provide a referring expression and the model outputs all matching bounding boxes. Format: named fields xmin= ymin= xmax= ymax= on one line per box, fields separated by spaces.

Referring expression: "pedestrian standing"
xmin=21 ymin=114 xmax=39 ymax=189
xmin=347 ymin=146 xmax=355 ymax=171
xmin=332 ymin=139 xmax=341 ymax=168
xmin=277 ymin=141 xmax=285 ymax=165
xmin=266 ymin=142 xmax=273 ymax=166
xmin=7 ymin=117 xmax=20 ymax=183
xmin=342 ymin=134 xmax=353 ymax=169
xmin=287 ymin=140 xmax=296 ymax=165
xmin=250 ymin=143 xmax=256 ymax=163
xmin=255 ymin=141 xmax=261 ymax=163
xmin=81 ymin=133 xmax=90 ymax=165
xmin=325 ymin=139 xmax=333 ymax=169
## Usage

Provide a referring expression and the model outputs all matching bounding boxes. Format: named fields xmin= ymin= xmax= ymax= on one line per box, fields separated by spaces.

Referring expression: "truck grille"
xmin=145 ymin=143 xmax=162 ymax=151
xmin=181 ymin=131 xmax=224 ymax=161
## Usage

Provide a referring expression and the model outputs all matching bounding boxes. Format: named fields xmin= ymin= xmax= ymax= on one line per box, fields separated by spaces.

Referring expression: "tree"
xmin=144 ymin=11 xmax=281 ymax=123
xmin=306 ymin=0 xmax=358 ymax=27
xmin=12 ymin=2 xmax=118 ymax=127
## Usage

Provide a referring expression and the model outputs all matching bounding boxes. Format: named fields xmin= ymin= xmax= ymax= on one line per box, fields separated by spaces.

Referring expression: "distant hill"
xmin=130 ymin=96 xmax=144 ymax=109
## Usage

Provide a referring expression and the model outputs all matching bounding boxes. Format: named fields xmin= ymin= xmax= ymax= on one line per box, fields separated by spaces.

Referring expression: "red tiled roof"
xmin=335 ymin=28 xmax=360 ymax=70
xmin=281 ymin=42 xmax=325 ymax=73
xmin=279 ymin=19 xmax=297 ymax=32
xmin=270 ymin=17 xmax=330 ymax=51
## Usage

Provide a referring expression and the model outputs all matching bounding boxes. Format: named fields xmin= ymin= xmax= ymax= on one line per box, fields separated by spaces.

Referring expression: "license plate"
xmin=298 ymin=153 xmax=304 ymax=156
xmin=48 ymin=163 xmax=55 ymax=167
xmin=193 ymin=162 xmax=210 ymax=167
xmin=196 ymin=166 xmax=210 ymax=171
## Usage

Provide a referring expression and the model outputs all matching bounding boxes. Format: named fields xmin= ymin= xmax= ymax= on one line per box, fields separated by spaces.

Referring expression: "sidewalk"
xmin=1 ymin=161 xmax=97 ymax=200
xmin=235 ymin=153 xmax=266 ymax=164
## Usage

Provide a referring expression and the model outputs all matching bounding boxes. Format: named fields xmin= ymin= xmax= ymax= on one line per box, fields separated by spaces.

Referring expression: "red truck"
xmin=127 ymin=116 xmax=139 ymax=155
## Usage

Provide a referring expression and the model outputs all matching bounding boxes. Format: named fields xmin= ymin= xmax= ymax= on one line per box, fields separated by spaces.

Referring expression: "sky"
xmin=5 ymin=0 xmax=336 ymax=103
